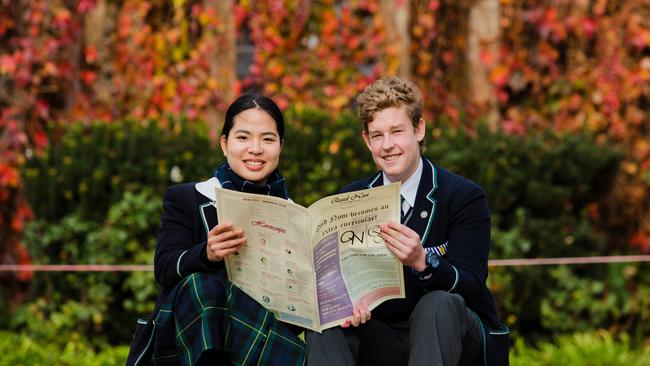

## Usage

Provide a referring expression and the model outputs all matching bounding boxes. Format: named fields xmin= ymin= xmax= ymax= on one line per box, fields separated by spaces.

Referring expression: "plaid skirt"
xmin=152 ymin=272 xmax=306 ymax=366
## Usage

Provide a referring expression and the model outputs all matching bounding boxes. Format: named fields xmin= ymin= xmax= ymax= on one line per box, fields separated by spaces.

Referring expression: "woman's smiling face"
xmin=220 ymin=108 xmax=283 ymax=185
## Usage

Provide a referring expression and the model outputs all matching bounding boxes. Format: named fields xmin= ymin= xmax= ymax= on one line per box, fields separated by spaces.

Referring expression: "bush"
xmin=510 ymin=330 xmax=650 ymax=366
xmin=16 ymin=117 xmax=218 ymax=345
xmin=22 ymin=117 xmax=217 ymax=222
xmin=16 ymin=110 xmax=645 ymax=348
xmin=14 ymin=190 xmax=161 ymax=345
xmin=0 ymin=331 xmax=129 ymax=366
xmin=423 ymin=123 xmax=630 ymax=337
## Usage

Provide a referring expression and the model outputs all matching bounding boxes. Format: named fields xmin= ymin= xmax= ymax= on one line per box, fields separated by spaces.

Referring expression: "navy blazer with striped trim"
xmin=341 ymin=157 xmax=509 ymax=366
xmin=126 ymin=178 xmax=226 ymax=365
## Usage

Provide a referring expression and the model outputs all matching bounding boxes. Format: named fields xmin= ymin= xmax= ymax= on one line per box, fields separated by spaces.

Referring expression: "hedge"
xmin=11 ymin=108 xmax=645 ymax=348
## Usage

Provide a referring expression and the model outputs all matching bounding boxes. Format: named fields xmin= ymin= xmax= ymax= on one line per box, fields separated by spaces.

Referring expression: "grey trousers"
xmin=306 ymin=291 xmax=483 ymax=366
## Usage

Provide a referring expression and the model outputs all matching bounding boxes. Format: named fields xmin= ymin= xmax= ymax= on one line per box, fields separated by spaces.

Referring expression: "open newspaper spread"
xmin=214 ymin=183 xmax=405 ymax=332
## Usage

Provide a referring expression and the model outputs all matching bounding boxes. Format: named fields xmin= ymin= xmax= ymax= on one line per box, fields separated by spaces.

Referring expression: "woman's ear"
xmin=220 ymin=135 xmax=228 ymax=157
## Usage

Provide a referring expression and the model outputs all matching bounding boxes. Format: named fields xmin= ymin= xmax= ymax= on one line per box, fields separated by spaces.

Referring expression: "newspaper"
xmin=214 ymin=183 xmax=405 ymax=332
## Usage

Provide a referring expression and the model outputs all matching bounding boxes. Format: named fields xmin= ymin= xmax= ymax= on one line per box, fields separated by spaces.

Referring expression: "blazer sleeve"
xmin=154 ymin=185 xmax=223 ymax=288
xmin=417 ymin=184 xmax=491 ymax=305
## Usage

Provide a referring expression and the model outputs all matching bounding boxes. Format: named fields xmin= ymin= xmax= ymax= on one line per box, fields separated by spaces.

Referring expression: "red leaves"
xmin=32 ymin=129 xmax=48 ymax=153
xmin=427 ymin=1 xmax=439 ymax=11
xmin=77 ymin=0 xmax=96 ymax=14
xmin=580 ymin=17 xmax=598 ymax=39
xmin=630 ymin=231 xmax=650 ymax=253
xmin=80 ymin=70 xmax=96 ymax=85
xmin=244 ymin=0 xmax=390 ymax=113
xmin=14 ymin=243 xmax=33 ymax=282
xmin=35 ymin=100 xmax=50 ymax=119
xmin=0 ymin=54 xmax=18 ymax=74
xmin=84 ymin=46 xmax=98 ymax=63
xmin=53 ymin=8 xmax=72 ymax=29
xmin=0 ymin=165 xmax=20 ymax=188
xmin=11 ymin=204 xmax=33 ymax=233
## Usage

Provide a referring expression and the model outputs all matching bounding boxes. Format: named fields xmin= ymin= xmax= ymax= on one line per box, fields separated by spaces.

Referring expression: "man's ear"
xmin=416 ymin=118 xmax=426 ymax=142
xmin=362 ymin=130 xmax=372 ymax=151
xmin=220 ymin=135 xmax=228 ymax=157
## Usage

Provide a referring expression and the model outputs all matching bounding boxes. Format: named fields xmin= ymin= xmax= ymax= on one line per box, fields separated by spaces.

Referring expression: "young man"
xmin=306 ymin=77 xmax=509 ymax=366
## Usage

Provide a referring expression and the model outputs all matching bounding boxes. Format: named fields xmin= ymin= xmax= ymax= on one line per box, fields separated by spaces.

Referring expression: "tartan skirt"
xmin=151 ymin=272 xmax=306 ymax=366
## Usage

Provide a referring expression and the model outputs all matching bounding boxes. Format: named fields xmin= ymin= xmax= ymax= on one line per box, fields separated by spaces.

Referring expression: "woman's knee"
xmin=177 ymin=272 xmax=229 ymax=301
xmin=184 ymin=272 xmax=227 ymax=287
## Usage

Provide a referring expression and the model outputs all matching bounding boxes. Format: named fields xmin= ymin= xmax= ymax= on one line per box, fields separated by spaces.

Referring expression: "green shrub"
xmin=424 ymin=124 xmax=622 ymax=257
xmin=17 ymin=117 xmax=219 ymax=343
xmin=15 ymin=189 xmax=161 ymax=345
xmin=16 ymin=110 xmax=644 ymax=348
xmin=424 ymin=123 xmax=628 ymax=337
xmin=22 ymin=117 xmax=217 ymax=222
xmin=510 ymin=330 xmax=650 ymax=366
xmin=0 ymin=331 xmax=128 ymax=366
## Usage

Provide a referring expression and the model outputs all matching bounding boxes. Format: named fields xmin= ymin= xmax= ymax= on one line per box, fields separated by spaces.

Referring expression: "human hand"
xmin=380 ymin=221 xmax=427 ymax=271
xmin=206 ymin=221 xmax=246 ymax=262
xmin=341 ymin=300 xmax=371 ymax=328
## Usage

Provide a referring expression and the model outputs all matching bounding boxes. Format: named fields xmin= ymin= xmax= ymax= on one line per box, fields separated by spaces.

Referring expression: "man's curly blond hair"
xmin=356 ymin=76 xmax=423 ymax=133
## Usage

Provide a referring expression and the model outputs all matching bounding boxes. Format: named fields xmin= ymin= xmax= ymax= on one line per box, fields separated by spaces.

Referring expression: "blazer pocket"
xmin=488 ymin=325 xmax=510 ymax=366
xmin=126 ymin=318 xmax=155 ymax=366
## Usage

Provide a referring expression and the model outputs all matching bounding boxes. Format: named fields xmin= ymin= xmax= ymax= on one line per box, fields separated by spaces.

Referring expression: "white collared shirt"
xmin=383 ymin=158 xmax=423 ymax=211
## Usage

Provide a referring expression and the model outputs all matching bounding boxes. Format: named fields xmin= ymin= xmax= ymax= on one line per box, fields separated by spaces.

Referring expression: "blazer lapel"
xmin=407 ymin=158 xmax=438 ymax=245
xmin=366 ymin=171 xmax=383 ymax=189
xmin=195 ymin=177 xmax=221 ymax=237
xmin=368 ymin=158 xmax=438 ymax=246
xmin=199 ymin=202 xmax=217 ymax=237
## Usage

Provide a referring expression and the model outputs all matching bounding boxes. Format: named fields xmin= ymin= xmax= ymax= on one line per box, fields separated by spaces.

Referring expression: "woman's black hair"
xmin=221 ymin=94 xmax=285 ymax=141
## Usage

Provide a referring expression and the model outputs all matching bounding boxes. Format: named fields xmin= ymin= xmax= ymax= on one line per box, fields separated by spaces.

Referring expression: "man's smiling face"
xmin=362 ymin=104 xmax=424 ymax=183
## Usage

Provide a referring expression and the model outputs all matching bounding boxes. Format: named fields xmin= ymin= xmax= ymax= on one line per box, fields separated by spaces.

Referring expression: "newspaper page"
xmin=215 ymin=183 xmax=405 ymax=332
xmin=215 ymin=190 xmax=320 ymax=330
xmin=309 ymin=183 xmax=404 ymax=330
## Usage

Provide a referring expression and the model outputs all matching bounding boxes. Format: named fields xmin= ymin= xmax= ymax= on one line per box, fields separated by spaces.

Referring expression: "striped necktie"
xmin=401 ymin=195 xmax=411 ymax=223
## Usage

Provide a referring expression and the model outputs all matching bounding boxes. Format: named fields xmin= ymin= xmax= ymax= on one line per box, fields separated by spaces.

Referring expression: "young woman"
xmin=126 ymin=94 xmax=305 ymax=366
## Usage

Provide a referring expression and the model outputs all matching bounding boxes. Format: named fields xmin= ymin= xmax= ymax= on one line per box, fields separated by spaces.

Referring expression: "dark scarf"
xmin=213 ymin=162 xmax=289 ymax=199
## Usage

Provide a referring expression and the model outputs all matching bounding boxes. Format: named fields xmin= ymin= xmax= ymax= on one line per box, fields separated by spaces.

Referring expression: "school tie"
xmin=401 ymin=195 xmax=411 ymax=223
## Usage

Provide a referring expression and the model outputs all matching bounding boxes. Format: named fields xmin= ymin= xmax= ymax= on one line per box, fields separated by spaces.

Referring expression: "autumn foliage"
xmin=494 ymin=0 xmax=650 ymax=252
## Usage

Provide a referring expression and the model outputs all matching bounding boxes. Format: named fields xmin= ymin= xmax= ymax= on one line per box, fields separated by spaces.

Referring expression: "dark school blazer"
xmin=341 ymin=157 xmax=510 ymax=366
xmin=126 ymin=178 xmax=225 ymax=366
